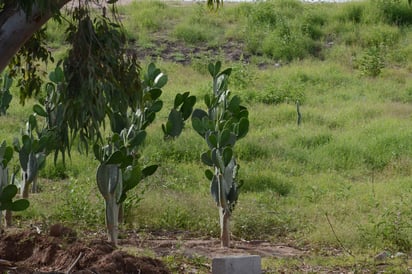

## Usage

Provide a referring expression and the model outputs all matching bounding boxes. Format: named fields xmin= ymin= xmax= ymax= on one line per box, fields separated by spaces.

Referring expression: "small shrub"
xmin=376 ymin=0 xmax=412 ymax=26
xmin=359 ymin=199 xmax=412 ymax=252
xmin=359 ymin=25 xmax=400 ymax=48
xmin=53 ymin=181 xmax=103 ymax=226
xmin=174 ymin=24 xmax=209 ymax=44
xmin=338 ymin=2 xmax=365 ymax=23
xmin=257 ymin=82 xmax=305 ymax=105
xmin=355 ymin=45 xmax=386 ymax=77
xmin=39 ymin=161 xmax=69 ymax=180
xmin=229 ymin=59 xmax=256 ymax=90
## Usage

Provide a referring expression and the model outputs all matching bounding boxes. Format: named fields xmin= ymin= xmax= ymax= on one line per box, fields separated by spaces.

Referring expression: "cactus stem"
xmin=219 ymin=207 xmax=230 ymax=248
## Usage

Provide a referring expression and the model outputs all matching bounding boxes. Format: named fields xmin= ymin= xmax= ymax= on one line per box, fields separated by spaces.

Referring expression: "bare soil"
xmin=0 ymin=225 xmax=303 ymax=273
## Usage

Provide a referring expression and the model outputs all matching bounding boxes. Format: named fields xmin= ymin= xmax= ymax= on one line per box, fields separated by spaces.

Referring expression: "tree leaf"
xmin=237 ymin=117 xmax=249 ymax=139
xmin=164 ymin=109 xmax=184 ymax=138
xmin=206 ymin=132 xmax=218 ymax=149
xmin=0 ymin=184 xmax=18 ymax=200
xmin=154 ymin=73 xmax=168 ymax=88
xmin=33 ymin=104 xmax=48 ymax=117
xmin=122 ymin=165 xmax=141 ymax=193
xmin=149 ymin=88 xmax=162 ymax=100
xmin=180 ymin=95 xmax=196 ymax=121
xmin=141 ymin=165 xmax=158 ymax=179
xmin=174 ymin=93 xmax=184 ymax=109
xmin=11 ymin=199 xmax=30 ymax=211
xmin=201 ymin=151 xmax=213 ymax=167
xmin=222 ymin=147 xmax=233 ymax=167
xmin=210 ymin=174 xmax=219 ymax=205
xmin=205 ymin=169 xmax=214 ymax=181
xmin=219 ymin=129 xmax=231 ymax=147
xmin=129 ymin=130 xmax=147 ymax=149
xmin=106 ymin=150 xmax=124 ymax=165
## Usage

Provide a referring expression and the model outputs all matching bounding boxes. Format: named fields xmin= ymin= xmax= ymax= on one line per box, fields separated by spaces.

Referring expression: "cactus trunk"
xmin=21 ymin=172 xmax=31 ymax=199
xmin=219 ymin=207 xmax=230 ymax=248
xmin=105 ymin=196 xmax=120 ymax=245
xmin=5 ymin=210 xmax=12 ymax=227
xmin=96 ymin=164 xmax=123 ymax=246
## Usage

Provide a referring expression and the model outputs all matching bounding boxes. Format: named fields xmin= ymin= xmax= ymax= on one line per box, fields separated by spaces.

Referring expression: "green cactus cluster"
xmin=191 ymin=61 xmax=249 ymax=247
xmin=13 ymin=113 xmax=55 ymax=198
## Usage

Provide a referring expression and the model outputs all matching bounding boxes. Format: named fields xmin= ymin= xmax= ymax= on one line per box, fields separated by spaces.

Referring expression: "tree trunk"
xmin=219 ymin=207 xmax=231 ymax=248
xmin=0 ymin=0 xmax=70 ymax=72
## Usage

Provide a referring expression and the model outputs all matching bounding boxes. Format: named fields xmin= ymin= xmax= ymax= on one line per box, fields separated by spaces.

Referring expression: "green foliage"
xmin=257 ymin=81 xmax=305 ymax=105
xmin=8 ymin=28 xmax=54 ymax=104
xmin=376 ymin=0 xmax=412 ymax=25
xmin=47 ymin=11 xmax=145 ymax=153
xmin=0 ymin=184 xmax=30 ymax=211
xmin=54 ymin=180 xmax=103 ymax=227
xmin=244 ymin=0 xmax=321 ymax=61
xmin=0 ymin=141 xmax=30 ymax=218
xmin=162 ymin=92 xmax=196 ymax=139
xmin=13 ymin=114 xmax=55 ymax=197
xmin=192 ymin=61 xmax=249 ymax=213
xmin=0 ymin=73 xmax=12 ymax=115
xmin=173 ymin=23 xmax=213 ymax=45
xmin=359 ymin=197 xmax=412 ymax=252
xmin=355 ymin=45 xmax=386 ymax=77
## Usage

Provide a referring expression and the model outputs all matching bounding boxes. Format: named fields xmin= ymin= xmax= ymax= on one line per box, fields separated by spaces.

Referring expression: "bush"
xmin=173 ymin=24 xmax=210 ymax=44
xmin=376 ymin=0 xmax=412 ymax=26
xmin=355 ymin=45 xmax=386 ymax=77
xmin=257 ymin=82 xmax=305 ymax=105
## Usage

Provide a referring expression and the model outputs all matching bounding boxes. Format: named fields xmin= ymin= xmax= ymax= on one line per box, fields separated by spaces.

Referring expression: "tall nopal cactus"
xmin=13 ymin=113 xmax=53 ymax=198
xmin=94 ymin=63 xmax=195 ymax=245
xmin=191 ymin=61 xmax=249 ymax=248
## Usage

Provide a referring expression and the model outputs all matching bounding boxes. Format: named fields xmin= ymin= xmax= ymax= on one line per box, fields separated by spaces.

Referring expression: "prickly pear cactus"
xmin=13 ymin=114 xmax=49 ymax=198
xmin=191 ymin=61 xmax=249 ymax=247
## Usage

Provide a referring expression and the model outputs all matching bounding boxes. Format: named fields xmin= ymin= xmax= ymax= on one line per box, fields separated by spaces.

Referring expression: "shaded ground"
xmin=0 ymin=225 xmax=303 ymax=274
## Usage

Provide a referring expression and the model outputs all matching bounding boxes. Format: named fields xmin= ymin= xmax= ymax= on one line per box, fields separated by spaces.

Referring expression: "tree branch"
xmin=0 ymin=0 xmax=70 ymax=72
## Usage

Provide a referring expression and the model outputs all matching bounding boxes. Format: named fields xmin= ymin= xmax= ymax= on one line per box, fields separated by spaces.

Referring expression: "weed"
xmin=53 ymin=180 xmax=104 ymax=227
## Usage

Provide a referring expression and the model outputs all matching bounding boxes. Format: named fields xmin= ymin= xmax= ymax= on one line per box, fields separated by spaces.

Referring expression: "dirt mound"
xmin=0 ymin=225 xmax=170 ymax=274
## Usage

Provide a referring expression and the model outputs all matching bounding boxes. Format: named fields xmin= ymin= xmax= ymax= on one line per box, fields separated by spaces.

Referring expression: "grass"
xmin=2 ymin=0 xmax=412 ymax=272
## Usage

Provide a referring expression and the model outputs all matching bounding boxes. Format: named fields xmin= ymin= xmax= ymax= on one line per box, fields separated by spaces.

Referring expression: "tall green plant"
xmin=94 ymin=63 xmax=195 ymax=245
xmin=13 ymin=113 xmax=55 ymax=198
xmin=191 ymin=61 xmax=249 ymax=247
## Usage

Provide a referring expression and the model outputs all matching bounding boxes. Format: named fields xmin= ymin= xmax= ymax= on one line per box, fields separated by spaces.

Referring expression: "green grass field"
xmin=1 ymin=0 xmax=412 ymax=272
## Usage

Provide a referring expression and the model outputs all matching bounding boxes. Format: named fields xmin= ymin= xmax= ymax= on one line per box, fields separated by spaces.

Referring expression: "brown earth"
xmin=0 ymin=224 xmax=303 ymax=274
